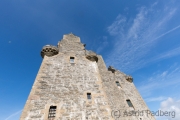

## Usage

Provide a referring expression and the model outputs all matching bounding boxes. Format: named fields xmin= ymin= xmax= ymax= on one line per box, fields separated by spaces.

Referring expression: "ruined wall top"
xmin=61 ymin=33 xmax=81 ymax=43
xmin=57 ymin=33 xmax=85 ymax=55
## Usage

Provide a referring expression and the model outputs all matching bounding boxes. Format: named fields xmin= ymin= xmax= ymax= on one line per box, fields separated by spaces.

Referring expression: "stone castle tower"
xmin=20 ymin=33 xmax=155 ymax=120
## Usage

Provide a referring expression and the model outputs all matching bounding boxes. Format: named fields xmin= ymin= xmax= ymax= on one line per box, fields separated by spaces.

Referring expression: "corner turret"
xmin=108 ymin=66 xmax=116 ymax=73
xmin=40 ymin=45 xmax=59 ymax=58
xmin=125 ymin=75 xmax=133 ymax=83
xmin=85 ymin=50 xmax=98 ymax=62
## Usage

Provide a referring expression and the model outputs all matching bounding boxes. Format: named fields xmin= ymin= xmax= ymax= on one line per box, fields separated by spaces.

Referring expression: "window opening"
xmin=87 ymin=93 xmax=91 ymax=99
xmin=126 ymin=100 xmax=133 ymax=107
xmin=116 ymin=81 xmax=121 ymax=86
xmin=70 ymin=57 xmax=75 ymax=63
xmin=48 ymin=106 xmax=56 ymax=120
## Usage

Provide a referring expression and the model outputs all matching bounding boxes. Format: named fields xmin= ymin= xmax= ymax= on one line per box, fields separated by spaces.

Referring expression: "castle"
xmin=20 ymin=33 xmax=155 ymax=120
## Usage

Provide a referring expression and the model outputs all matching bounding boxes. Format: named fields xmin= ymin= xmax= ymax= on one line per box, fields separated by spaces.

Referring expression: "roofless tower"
xmin=20 ymin=33 xmax=155 ymax=120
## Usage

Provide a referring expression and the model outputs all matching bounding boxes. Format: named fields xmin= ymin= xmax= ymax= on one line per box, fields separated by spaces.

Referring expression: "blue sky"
xmin=0 ymin=0 xmax=180 ymax=120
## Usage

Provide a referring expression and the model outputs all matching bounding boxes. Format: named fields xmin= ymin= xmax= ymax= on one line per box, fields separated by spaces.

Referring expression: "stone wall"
xmin=97 ymin=55 xmax=156 ymax=120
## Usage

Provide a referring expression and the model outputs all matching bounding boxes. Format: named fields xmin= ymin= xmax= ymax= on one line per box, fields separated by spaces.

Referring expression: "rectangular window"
xmin=87 ymin=93 xmax=91 ymax=99
xmin=126 ymin=100 xmax=133 ymax=107
xmin=116 ymin=81 xmax=121 ymax=86
xmin=70 ymin=57 xmax=74 ymax=63
xmin=48 ymin=106 xmax=56 ymax=120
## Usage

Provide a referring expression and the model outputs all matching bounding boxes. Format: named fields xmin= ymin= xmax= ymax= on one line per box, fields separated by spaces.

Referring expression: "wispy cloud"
xmin=96 ymin=36 xmax=109 ymax=53
xmin=106 ymin=1 xmax=180 ymax=73
xmin=138 ymin=63 xmax=180 ymax=98
xmin=153 ymin=46 xmax=180 ymax=62
xmin=108 ymin=15 xmax=126 ymax=36
xmin=153 ymin=24 xmax=180 ymax=41
xmin=4 ymin=109 xmax=22 ymax=120
xmin=145 ymin=96 xmax=167 ymax=102
xmin=135 ymin=44 xmax=180 ymax=67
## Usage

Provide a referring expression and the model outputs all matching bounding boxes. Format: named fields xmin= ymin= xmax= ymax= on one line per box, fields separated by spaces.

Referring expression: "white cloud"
xmin=4 ymin=109 xmax=22 ymax=120
xmin=106 ymin=1 xmax=179 ymax=73
xmin=145 ymin=96 xmax=167 ymax=102
xmin=96 ymin=36 xmax=109 ymax=53
xmin=153 ymin=24 xmax=180 ymax=41
xmin=107 ymin=15 xmax=126 ymax=36
xmin=157 ymin=98 xmax=180 ymax=120
xmin=127 ymin=7 xmax=147 ymax=40
xmin=138 ymin=63 xmax=180 ymax=98
xmin=153 ymin=46 xmax=180 ymax=62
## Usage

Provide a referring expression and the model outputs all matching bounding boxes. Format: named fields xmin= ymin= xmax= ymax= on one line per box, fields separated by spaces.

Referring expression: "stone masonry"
xmin=20 ymin=33 xmax=156 ymax=120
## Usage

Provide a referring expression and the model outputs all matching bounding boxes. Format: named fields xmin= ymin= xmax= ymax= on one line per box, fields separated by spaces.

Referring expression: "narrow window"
xmin=48 ymin=106 xmax=56 ymax=120
xmin=126 ymin=100 xmax=133 ymax=107
xmin=70 ymin=57 xmax=75 ymax=63
xmin=116 ymin=81 xmax=121 ymax=86
xmin=87 ymin=93 xmax=91 ymax=99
